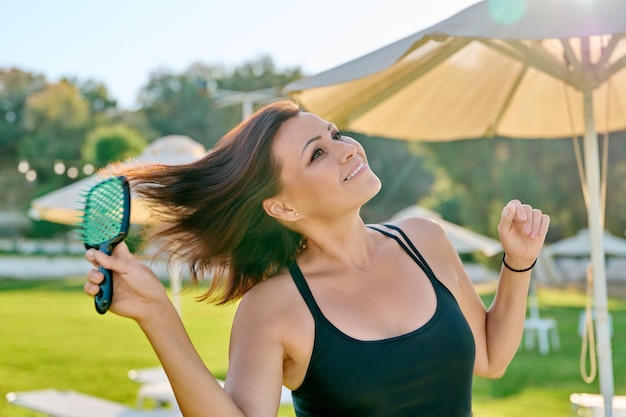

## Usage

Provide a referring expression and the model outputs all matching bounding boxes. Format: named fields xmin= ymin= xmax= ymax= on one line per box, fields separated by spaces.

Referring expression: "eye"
xmin=310 ymin=129 xmax=342 ymax=162
xmin=310 ymin=148 xmax=323 ymax=162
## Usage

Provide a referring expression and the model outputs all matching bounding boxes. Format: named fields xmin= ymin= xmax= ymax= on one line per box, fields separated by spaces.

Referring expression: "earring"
xmin=295 ymin=212 xmax=300 ymax=217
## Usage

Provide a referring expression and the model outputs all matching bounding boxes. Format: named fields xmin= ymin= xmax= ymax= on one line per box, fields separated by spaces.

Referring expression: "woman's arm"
xmin=139 ymin=300 xmax=245 ymax=416
xmin=458 ymin=257 xmax=533 ymax=377
xmin=84 ymin=243 xmax=285 ymax=417
xmin=457 ymin=200 xmax=549 ymax=377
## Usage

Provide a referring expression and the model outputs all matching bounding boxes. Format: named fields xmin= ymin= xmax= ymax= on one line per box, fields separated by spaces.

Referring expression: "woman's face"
xmin=271 ymin=111 xmax=381 ymax=220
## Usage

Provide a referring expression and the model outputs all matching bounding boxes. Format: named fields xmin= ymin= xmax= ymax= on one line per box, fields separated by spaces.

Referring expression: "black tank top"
xmin=288 ymin=224 xmax=475 ymax=417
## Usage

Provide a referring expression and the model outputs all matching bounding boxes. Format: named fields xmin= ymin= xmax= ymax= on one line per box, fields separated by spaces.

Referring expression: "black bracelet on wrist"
xmin=502 ymin=253 xmax=537 ymax=273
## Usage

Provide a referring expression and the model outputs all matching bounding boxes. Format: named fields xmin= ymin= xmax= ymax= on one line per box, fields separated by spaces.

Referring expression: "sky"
xmin=2 ymin=0 xmax=479 ymax=110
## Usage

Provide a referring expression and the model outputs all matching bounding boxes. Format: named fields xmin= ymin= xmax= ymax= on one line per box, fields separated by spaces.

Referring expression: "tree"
xmin=418 ymin=136 xmax=623 ymax=242
xmin=82 ymin=124 xmax=147 ymax=169
xmin=358 ymin=134 xmax=434 ymax=223
xmin=0 ymin=68 xmax=46 ymax=157
xmin=19 ymin=80 xmax=90 ymax=184
xmin=74 ymin=78 xmax=118 ymax=116
xmin=219 ymin=55 xmax=303 ymax=92
xmin=137 ymin=56 xmax=303 ymax=149
xmin=602 ymin=130 xmax=626 ymax=236
xmin=138 ymin=68 xmax=217 ymax=146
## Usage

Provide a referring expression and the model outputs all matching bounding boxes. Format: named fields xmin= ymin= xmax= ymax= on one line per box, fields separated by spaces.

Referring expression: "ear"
xmin=262 ymin=197 xmax=299 ymax=222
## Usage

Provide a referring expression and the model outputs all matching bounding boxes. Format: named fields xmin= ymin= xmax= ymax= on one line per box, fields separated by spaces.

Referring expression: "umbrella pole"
xmin=582 ymin=85 xmax=614 ymax=416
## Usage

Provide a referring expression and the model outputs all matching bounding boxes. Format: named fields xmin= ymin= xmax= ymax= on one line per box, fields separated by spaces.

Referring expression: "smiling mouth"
xmin=344 ymin=162 xmax=365 ymax=181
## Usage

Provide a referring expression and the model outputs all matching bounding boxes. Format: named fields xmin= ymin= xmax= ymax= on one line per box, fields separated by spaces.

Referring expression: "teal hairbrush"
xmin=78 ymin=176 xmax=131 ymax=314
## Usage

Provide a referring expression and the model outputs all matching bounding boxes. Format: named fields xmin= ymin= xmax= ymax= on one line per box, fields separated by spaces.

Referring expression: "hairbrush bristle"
xmin=76 ymin=176 xmax=130 ymax=249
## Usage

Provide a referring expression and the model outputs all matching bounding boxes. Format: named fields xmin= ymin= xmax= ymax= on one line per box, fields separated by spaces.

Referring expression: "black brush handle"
xmin=94 ymin=242 xmax=115 ymax=314
xmin=95 ymin=266 xmax=113 ymax=314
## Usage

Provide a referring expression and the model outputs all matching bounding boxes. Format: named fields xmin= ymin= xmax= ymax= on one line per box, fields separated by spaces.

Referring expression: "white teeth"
xmin=345 ymin=162 xmax=364 ymax=181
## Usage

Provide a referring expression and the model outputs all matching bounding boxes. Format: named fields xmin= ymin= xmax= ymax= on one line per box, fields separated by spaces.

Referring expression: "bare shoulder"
xmin=383 ymin=215 xmax=466 ymax=296
xmin=237 ymin=272 xmax=298 ymax=321
xmin=232 ymin=271 xmax=306 ymax=341
xmin=384 ymin=215 xmax=449 ymax=248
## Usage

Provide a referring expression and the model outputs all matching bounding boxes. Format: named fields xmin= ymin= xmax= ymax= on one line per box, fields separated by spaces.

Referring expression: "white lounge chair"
xmin=5 ymin=389 xmax=182 ymax=417
xmin=522 ymin=281 xmax=560 ymax=355
xmin=128 ymin=366 xmax=294 ymax=407
xmin=570 ymin=393 xmax=626 ymax=417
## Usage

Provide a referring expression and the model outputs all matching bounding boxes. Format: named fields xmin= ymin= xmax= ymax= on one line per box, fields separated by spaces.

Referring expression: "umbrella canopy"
xmin=29 ymin=135 xmax=207 ymax=225
xmin=285 ymin=0 xmax=626 ymax=141
xmin=390 ymin=205 xmax=502 ymax=257
xmin=284 ymin=0 xmax=624 ymax=413
xmin=550 ymin=228 xmax=626 ymax=258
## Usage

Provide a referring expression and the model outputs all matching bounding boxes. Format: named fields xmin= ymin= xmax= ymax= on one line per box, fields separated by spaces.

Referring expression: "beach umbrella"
xmin=284 ymin=0 xmax=625 ymax=413
xmin=550 ymin=228 xmax=626 ymax=258
xmin=29 ymin=135 xmax=207 ymax=225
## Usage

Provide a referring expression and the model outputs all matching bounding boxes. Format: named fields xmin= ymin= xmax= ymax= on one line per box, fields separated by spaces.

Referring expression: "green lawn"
xmin=473 ymin=287 xmax=626 ymax=416
xmin=1 ymin=278 xmax=625 ymax=417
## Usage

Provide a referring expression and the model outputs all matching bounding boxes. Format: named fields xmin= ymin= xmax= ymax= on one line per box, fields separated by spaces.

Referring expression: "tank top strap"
xmin=366 ymin=224 xmax=437 ymax=282
xmin=287 ymin=261 xmax=324 ymax=320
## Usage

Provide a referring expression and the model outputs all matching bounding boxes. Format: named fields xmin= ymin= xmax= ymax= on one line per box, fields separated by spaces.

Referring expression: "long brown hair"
xmin=125 ymin=99 xmax=303 ymax=304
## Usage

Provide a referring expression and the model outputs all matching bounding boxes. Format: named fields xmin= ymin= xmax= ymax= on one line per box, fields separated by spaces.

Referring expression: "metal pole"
xmin=242 ymin=95 xmax=254 ymax=120
xmin=582 ymin=36 xmax=614 ymax=415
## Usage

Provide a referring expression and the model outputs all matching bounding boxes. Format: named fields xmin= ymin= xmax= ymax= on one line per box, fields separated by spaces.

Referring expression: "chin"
xmin=363 ymin=176 xmax=383 ymax=203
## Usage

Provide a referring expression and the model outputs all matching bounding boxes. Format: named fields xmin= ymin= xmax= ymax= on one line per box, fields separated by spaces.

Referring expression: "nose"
xmin=338 ymin=141 xmax=357 ymax=163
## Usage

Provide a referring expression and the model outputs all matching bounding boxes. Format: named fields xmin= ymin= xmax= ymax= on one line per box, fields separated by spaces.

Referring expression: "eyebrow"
xmin=301 ymin=123 xmax=332 ymax=158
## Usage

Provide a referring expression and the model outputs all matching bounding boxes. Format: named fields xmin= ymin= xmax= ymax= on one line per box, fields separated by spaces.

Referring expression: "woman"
xmin=84 ymin=99 xmax=550 ymax=417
